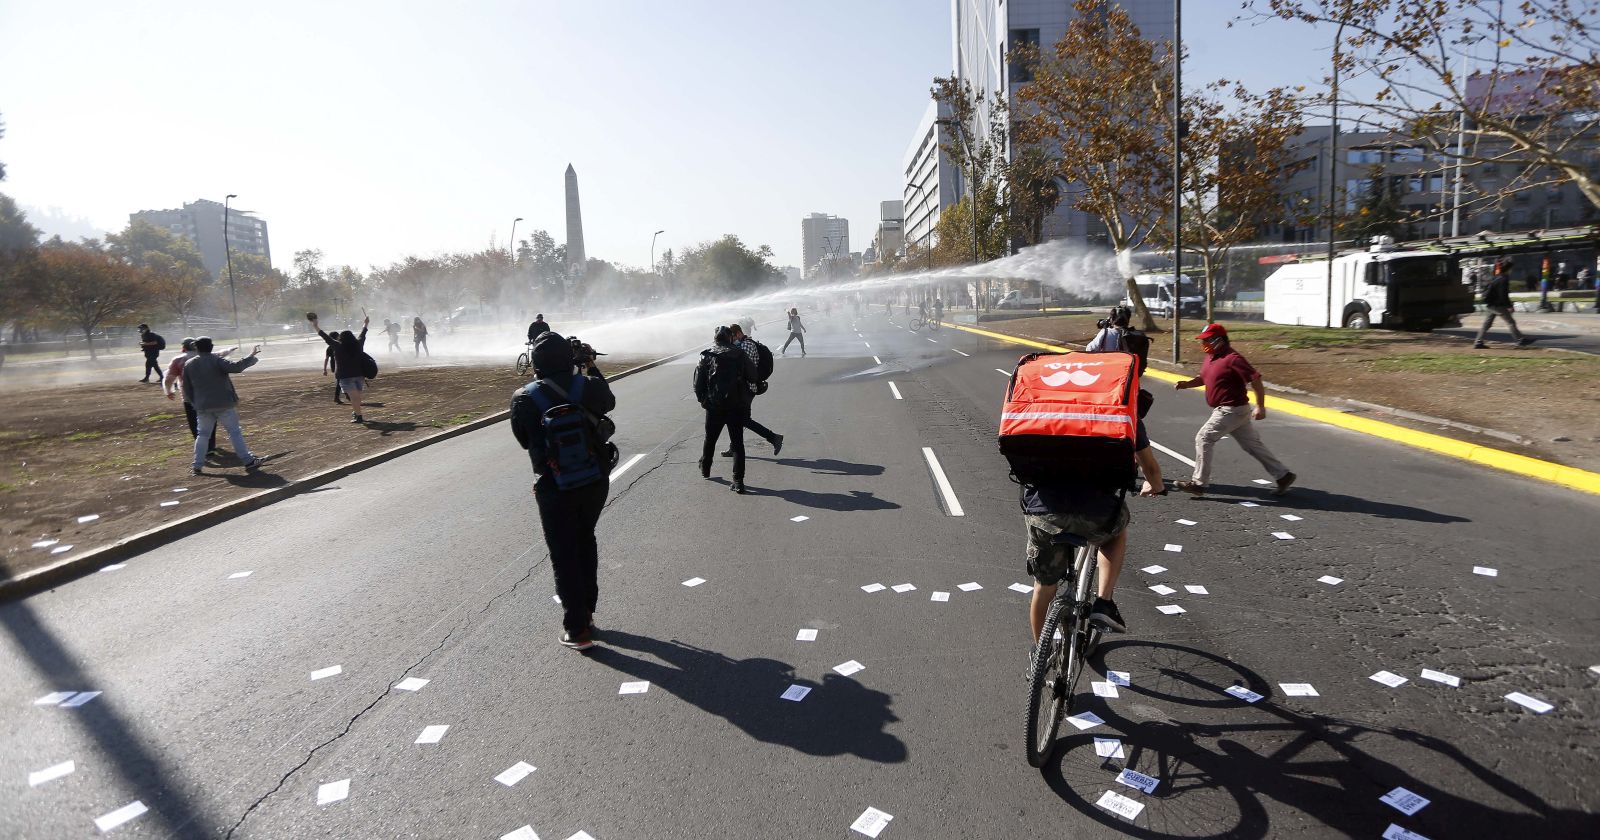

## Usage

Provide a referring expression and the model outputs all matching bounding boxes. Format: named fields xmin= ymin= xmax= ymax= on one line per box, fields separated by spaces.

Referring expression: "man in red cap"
xmin=1173 ymin=324 xmax=1295 ymax=495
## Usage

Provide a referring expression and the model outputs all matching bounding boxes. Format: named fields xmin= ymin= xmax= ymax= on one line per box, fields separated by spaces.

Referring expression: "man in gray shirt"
xmin=181 ymin=337 xmax=264 ymax=475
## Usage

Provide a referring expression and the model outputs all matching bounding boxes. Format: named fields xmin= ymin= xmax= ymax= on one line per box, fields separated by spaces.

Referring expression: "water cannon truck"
xmin=1263 ymin=235 xmax=1474 ymax=330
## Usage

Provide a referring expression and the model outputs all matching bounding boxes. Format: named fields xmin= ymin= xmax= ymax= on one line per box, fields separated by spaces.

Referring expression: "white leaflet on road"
xmin=98 ymin=564 xmax=127 ymax=573
xmin=834 ymin=660 xmax=865 ymax=677
xmin=1505 ymin=692 xmax=1554 ymax=713
xmin=310 ymin=665 xmax=342 ymax=681
xmin=1370 ymin=670 xmax=1408 ymax=688
xmin=228 ymin=571 xmax=252 ymax=579
xmin=1239 ymin=501 xmax=1261 ymax=507
xmin=958 ymin=582 xmax=983 ymax=591
xmin=93 ymin=800 xmax=147 ymax=831
xmin=1589 ymin=665 xmax=1599 ymax=676
xmin=1224 ymin=685 xmax=1263 ymax=703
xmin=76 ymin=514 xmax=100 ymax=524
xmin=1185 ymin=585 xmax=1209 ymax=595
xmin=59 ymin=691 xmax=100 ymax=708
xmin=1280 ymin=682 xmax=1319 ymax=696
xmin=33 ymin=691 xmax=75 ymax=706
xmin=160 ymin=500 xmax=180 ymax=507
xmin=780 ymin=684 xmax=811 ymax=702
xmin=931 ymin=591 xmax=950 ymax=602
xmin=861 ymin=583 xmax=887 ymax=593
xmin=415 ymin=725 xmax=449 ymax=744
xmin=1317 ymin=575 xmax=1343 ymax=585
xmin=1093 ymin=737 xmax=1126 ymax=759
xmin=1065 ymin=711 xmax=1105 ymax=730
xmin=1141 ymin=565 xmax=1167 ymax=574
xmin=850 ymin=807 xmax=894 ymax=838
xmin=891 ymin=583 xmax=916 ymax=593
xmin=1253 ymin=479 xmax=1273 ymax=485
xmin=500 ymin=826 xmax=540 ymax=840
xmin=316 ymin=779 xmax=350 ymax=805
xmin=1163 ymin=544 xmax=1183 ymax=553
xmin=681 ymin=577 xmax=706 ymax=587
xmin=1175 ymin=519 xmax=1196 ymax=526
xmin=552 ymin=595 xmax=561 ymax=603
xmin=564 ymin=832 xmax=597 ymax=840
xmin=31 ymin=540 xmax=58 ymax=548
xmin=1095 ymin=790 xmax=1145 ymax=821
xmin=796 ymin=628 xmax=818 ymax=641
xmin=50 ymin=545 xmax=73 ymax=555
xmin=790 ymin=515 xmax=810 ymax=522
xmin=1473 ymin=566 xmax=1498 ymax=577
xmin=1117 ymin=768 xmax=1160 ymax=794
xmin=1107 ymin=671 xmax=1131 ymax=686
xmin=1419 ymin=669 xmax=1460 ymax=688
xmin=618 ymin=681 xmax=650 ymax=695
xmin=494 ymin=761 xmax=536 ymax=787
xmin=1280 ymin=514 xmax=1303 ymax=521
xmin=395 ymin=677 xmax=430 ymax=691
xmin=1092 ymin=681 xmax=1119 ymax=698
xmin=1148 ymin=585 xmax=1176 ymax=595
xmin=28 ymin=760 xmax=75 ymax=786
xmin=1156 ymin=605 xmax=1186 ymax=615
xmin=1272 ymin=532 xmax=1296 ymax=540
xmin=1383 ymin=824 xmax=1431 ymax=840
xmin=1008 ymin=582 xmax=1033 ymax=594
xmin=173 ymin=488 xmax=188 ymax=492
xmin=1380 ymin=786 xmax=1430 ymax=815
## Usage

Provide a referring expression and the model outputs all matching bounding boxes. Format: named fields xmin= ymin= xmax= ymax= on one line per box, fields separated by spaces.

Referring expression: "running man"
xmin=1173 ymin=324 xmax=1296 ymax=495
xmin=137 ymin=324 xmax=165 ymax=383
xmin=383 ymin=318 xmax=402 ymax=351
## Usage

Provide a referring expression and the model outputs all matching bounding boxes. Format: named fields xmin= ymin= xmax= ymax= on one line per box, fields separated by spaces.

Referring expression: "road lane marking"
xmin=925 ymin=337 xmax=938 ymax=343
xmin=610 ymin=453 xmax=646 ymax=482
xmin=995 ymin=368 xmax=1010 ymax=376
xmin=921 ymin=447 xmax=966 ymax=516
xmin=1149 ymin=440 xmax=1196 ymax=466
xmin=863 ymin=340 xmax=872 ymax=348
xmin=888 ymin=382 xmax=903 ymax=400
xmin=872 ymin=355 xmax=881 ymax=364
xmin=953 ymin=349 xmax=970 ymax=356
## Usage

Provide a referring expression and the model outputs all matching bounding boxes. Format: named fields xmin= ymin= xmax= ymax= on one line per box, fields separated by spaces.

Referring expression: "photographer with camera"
xmin=510 ymin=331 xmax=617 ymax=651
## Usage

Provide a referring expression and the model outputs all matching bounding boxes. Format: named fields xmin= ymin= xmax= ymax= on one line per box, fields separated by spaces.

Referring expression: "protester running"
xmin=781 ymin=307 xmax=806 ymax=357
xmin=1173 ymin=324 xmax=1296 ymax=496
xmin=695 ymin=325 xmax=758 ymax=494
xmin=413 ymin=316 xmax=430 ymax=357
xmin=182 ymin=337 xmax=263 ymax=476
xmin=725 ymin=323 xmax=783 ymax=457
xmin=313 ymin=314 xmax=370 ymax=423
xmin=1474 ymin=258 xmax=1535 ymax=348
xmin=383 ymin=318 xmax=402 ymax=352
xmin=164 ymin=337 xmax=217 ymax=459
xmin=137 ymin=323 xmax=165 ymax=384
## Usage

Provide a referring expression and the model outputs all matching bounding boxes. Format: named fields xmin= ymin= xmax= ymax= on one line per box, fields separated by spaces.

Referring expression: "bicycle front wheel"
xmin=1025 ymin=598 xmax=1069 ymax=768
xmin=910 ymin=319 xmax=923 ymax=332
xmin=515 ymin=352 xmax=532 ymax=375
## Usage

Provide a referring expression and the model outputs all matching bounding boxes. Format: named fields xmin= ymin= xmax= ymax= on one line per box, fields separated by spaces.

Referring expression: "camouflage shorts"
xmin=1024 ymin=505 xmax=1130 ymax=586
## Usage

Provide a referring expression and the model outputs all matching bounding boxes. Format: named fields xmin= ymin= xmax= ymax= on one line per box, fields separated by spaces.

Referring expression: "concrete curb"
xmin=950 ymin=322 xmax=1600 ymax=497
xmin=0 ymin=348 xmax=698 ymax=601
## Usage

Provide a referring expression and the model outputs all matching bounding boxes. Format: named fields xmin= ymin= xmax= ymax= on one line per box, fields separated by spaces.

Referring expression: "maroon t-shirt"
xmin=1200 ymin=345 xmax=1258 ymax=408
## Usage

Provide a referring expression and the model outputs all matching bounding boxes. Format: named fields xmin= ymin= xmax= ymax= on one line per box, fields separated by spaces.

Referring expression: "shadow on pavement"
xmin=728 ymin=482 xmax=900 ymax=512
xmin=764 ymin=457 xmax=887 ymax=477
xmin=2 ymin=603 xmax=216 ymax=838
xmin=1197 ymin=483 xmax=1469 ymax=524
xmin=362 ymin=420 xmax=418 ymax=436
xmin=588 ymin=629 xmax=907 ymax=763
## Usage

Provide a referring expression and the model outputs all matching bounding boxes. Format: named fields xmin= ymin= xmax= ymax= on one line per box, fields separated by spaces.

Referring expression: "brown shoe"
xmin=1274 ymin=471 xmax=1297 ymax=496
xmin=1173 ymin=480 xmax=1206 ymax=495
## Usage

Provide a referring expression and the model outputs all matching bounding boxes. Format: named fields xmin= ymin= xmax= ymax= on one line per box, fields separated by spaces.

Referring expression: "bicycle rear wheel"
xmin=1026 ymin=599 xmax=1069 ymax=768
xmin=910 ymin=319 xmax=923 ymax=332
xmin=516 ymin=351 xmax=532 ymax=376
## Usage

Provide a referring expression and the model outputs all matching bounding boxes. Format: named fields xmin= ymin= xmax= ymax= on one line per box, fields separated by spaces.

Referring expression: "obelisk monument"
xmin=564 ymin=164 xmax=586 ymax=285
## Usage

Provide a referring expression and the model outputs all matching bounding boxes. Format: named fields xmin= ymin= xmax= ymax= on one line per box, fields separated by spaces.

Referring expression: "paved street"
xmin=3 ymin=311 xmax=1598 ymax=839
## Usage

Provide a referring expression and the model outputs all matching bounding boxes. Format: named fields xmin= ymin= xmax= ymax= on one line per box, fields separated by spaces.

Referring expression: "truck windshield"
xmin=1385 ymin=256 xmax=1454 ymax=285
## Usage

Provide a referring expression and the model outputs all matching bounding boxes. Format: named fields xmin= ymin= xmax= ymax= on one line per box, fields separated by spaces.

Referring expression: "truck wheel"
xmin=1343 ymin=311 xmax=1370 ymax=329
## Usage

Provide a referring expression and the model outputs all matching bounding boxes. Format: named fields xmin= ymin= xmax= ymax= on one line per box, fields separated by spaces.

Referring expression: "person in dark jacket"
xmin=527 ymin=313 xmax=550 ymax=343
xmin=1474 ymin=259 xmax=1534 ymax=348
xmin=511 ymin=331 xmax=616 ymax=651
xmin=182 ymin=337 xmax=263 ymax=476
xmin=695 ymin=325 xmax=758 ymax=494
xmin=138 ymin=324 xmax=165 ymax=383
xmin=322 ymin=341 xmax=343 ymax=404
xmin=165 ymin=337 xmax=218 ymax=457
xmin=413 ymin=317 xmax=429 ymax=356
xmin=312 ymin=315 xmax=370 ymax=422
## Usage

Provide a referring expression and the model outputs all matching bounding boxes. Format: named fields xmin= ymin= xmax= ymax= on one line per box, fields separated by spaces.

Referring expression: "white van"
xmin=1127 ymin=273 xmax=1204 ymax=319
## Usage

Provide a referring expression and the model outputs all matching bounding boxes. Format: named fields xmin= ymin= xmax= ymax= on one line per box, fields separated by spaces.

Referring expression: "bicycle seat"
xmin=1047 ymin=531 xmax=1092 ymax=549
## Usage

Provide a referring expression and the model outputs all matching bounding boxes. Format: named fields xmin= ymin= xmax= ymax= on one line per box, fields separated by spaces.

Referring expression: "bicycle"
xmin=1026 ymin=530 xmax=1105 ymax=768
xmin=515 ymin=342 xmax=535 ymax=376
xmin=928 ymin=316 xmax=941 ymax=332
xmin=910 ymin=316 xmax=927 ymax=332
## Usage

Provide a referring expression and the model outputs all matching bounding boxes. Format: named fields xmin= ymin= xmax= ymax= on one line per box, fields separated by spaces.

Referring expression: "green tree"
xmin=27 ymin=241 xmax=152 ymax=358
xmin=227 ymin=252 xmax=289 ymax=336
xmin=0 ymin=192 xmax=42 ymax=339
xmin=106 ymin=220 xmax=209 ymax=333
xmin=674 ymin=235 xmax=785 ymax=299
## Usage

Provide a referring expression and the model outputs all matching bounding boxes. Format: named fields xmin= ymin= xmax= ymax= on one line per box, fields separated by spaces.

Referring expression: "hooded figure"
xmin=694 ymin=325 xmax=758 ymax=493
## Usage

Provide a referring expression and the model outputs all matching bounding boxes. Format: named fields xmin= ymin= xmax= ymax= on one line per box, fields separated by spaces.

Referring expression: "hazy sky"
xmin=0 ymin=1 xmax=1332 ymax=273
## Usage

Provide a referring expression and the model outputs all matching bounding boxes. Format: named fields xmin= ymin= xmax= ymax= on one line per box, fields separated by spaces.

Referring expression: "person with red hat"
xmin=1173 ymin=324 xmax=1296 ymax=496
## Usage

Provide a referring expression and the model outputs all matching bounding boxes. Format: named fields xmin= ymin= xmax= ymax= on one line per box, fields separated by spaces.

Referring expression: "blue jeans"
xmin=194 ymin=407 xmax=255 ymax=469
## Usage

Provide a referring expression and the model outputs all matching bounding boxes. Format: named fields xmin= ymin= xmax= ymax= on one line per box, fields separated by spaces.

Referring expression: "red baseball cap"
xmin=1195 ymin=323 xmax=1228 ymax=341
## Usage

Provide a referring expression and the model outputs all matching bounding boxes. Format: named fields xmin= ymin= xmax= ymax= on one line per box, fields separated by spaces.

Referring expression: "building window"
xmin=1391 ymin=147 xmax=1424 ymax=163
xmin=1348 ymin=149 xmax=1383 ymax=165
xmin=1008 ymin=29 xmax=1039 ymax=83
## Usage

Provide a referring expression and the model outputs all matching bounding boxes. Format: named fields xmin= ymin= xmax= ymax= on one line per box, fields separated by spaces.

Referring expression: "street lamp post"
xmin=224 ymin=193 xmax=239 ymax=338
xmin=1171 ymin=0 xmax=1183 ymax=364
xmin=509 ymin=217 xmax=523 ymax=263
xmin=650 ymin=229 xmax=665 ymax=276
xmin=1323 ymin=16 xmax=1349 ymax=328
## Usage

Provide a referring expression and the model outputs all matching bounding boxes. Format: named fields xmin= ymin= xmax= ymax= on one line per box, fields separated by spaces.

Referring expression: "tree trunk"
xmin=83 ymin=327 xmax=96 ymax=360
xmin=1124 ymin=276 xmax=1158 ymax=332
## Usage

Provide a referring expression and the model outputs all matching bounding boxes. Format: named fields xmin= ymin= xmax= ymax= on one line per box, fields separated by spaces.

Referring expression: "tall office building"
xmin=130 ymin=198 xmax=270 ymax=279
xmin=903 ymin=99 xmax=958 ymax=258
xmin=800 ymin=213 xmax=850 ymax=280
xmin=874 ymin=200 xmax=906 ymax=264
xmin=565 ymin=164 xmax=586 ymax=276
xmin=951 ymin=0 xmax=1174 ymax=245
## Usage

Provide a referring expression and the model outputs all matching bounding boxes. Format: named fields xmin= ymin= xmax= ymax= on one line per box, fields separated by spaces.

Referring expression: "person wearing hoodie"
xmin=312 ymin=315 xmax=370 ymax=422
xmin=694 ymin=325 xmax=758 ymax=494
xmin=181 ymin=337 xmax=263 ymax=476
xmin=164 ymin=337 xmax=219 ymax=458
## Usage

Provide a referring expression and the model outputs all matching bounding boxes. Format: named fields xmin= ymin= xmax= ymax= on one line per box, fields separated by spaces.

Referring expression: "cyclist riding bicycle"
xmin=933 ymin=297 xmax=943 ymax=322
xmin=918 ymin=299 xmax=929 ymax=322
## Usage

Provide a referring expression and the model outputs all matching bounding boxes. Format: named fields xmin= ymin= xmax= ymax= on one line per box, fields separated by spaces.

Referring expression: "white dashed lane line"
xmin=1148 ymin=440 xmax=1196 ymax=467
xmin=921 ymin=447 xmax=966 ymax=516
xmin=610 ymin=453 xmax=647 ymax=482
xmin=925 ymin=337 xmax=938 ymax=343
xmin=888 ymin=382 xmax=903 ymax=400
xmin=953 ymin=349 xmax=970 ymax=357
xmin=873 ymin=355 xmax=882 ymax=364
xmin=864 ymin=341 xmax=872 ymax=349
xmin=995 ymin=368 xmax=1010 ymax=376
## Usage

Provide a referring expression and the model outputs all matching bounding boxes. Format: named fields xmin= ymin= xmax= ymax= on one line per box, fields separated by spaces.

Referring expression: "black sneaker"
xmin=243 ymin=457 xmax=263 ymax=471
xmin=352 ymin=414 xmax=364 ymax=423
xmin=1273 ymin=471 xmax=1297 ymax=496
xmin=720 ymin=449 xmax=734 ymax=457
xmin=1089 ymin=598 xmax=1127 ymax=633
xmin=560 ymin=628 xmax=595 ymax=651
xmin=1473 ymin=342 xmax=1488 ymax=349
xmin=699 ymin=458 xmax=711 ymax=479
xmin=730 ymin=480 xmax=746 ymax=494
xmin=1517 ymin=337 xmax=1536 ymax=347
xmin=772 ymin=434 xmax=784 ymax=456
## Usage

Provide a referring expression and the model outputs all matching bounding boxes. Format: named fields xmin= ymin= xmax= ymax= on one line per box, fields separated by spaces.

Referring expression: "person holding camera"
xmin=182 ymin=337 xmax=264 ymax=476
xmin=511 ymin=331 xmax=616 ymax=651
xmin=695 ymin=326 xmax=758 ymax=494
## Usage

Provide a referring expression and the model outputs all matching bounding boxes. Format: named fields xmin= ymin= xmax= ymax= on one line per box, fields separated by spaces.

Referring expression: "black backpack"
xmin=360 ymin=352 xmax=378 ymax=380
xmin=149 ymin=332 xmax=167 ymax=352
xmin=753 ymin=340 xmax=774 ymax=395
xmin=510 ymin=376 xmax=606 ymax=490
xmin=1115 ymin=328 xmax=1151 ymax=376
xmin=693 ymin=349 xmax=745 ymax=410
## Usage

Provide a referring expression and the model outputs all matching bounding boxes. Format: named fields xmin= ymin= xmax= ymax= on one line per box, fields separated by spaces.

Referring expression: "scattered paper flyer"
xmin=93 ymin=801 xmax=147 ymax=832
xmin=552 ymin=595 xmax=561 ymax=603
xmin=1280 ymin=683 xmax=1319 ymax=697
xmin=1505 ymin=692 xmax=1554 ymax=713
xmin=1281 ymin=514 xmax=1303 ymax=521
xmin=228 ymin=571 xmax=253 ymax=579
xmin=160 ymin=500 xmax=180 ymax=507
xmin=395 ymin=677 xmax=430 ymax=691
xmin=850 ymin=806 xmax=894 ymax=838
xmin=565 ymin=832 xmax=596 ymax=840
xmin=682 ymin=577 xmax=706 ymax=587
xmin=28 ymin=760 xmax=75 ymax=787
xmin=1383 ymin=824 xmax=1431 ymax=840
xmin=1092 ymin=681 xmax=1119 ymax=698
xmin=1093 ymin=737 xmax=1126 ymax=759
xmin=957 ymin=582 xmax=983 ymax=591
xmin=415 ymin=725 xmax=449 ymax=744
xmin=1065 ymin=711 xmax=1105 ymax=730
xmin=310 ymin=665 xmax=342 ymax=681
xmin=930 ymin=591 xmax=950 ymax=602
xmin=1149 ymin=585 xmax=1176 ymax=596
xmin=790 ymin=515 xmax=810 ymax=523
xmin=891 ymin=583 xmax=916 ymax=593
xmin=1224 ymin=685 xmax=1263 ymax=703
xmin=500 ymin=826 xmax=539 ymax=840
xmin=1185 ymin=585 xmax=1209 ymax=595
xmin=1272 ymin=532 xmax=1296 ymax=540
xmin=834 ymin=660 xmax=866 ymax=677
xmin=1239 ymin=501 xmax=1261 ymax=507
xmin=861 ymin=583 xmax=887 ymax=593
xmin=1141 ymin=565 xmax=1167 ymax=574
xmin=495 ymin=762 xmax=537 ymax=787
xmin=1253 ymin=478 xmax=1273 ymax=485
xmin=50 ymin=545 xmax=73 ymax=555
xmin=1317 ymin=575 xmax=1343 ymax=585
xmin=31 ymin=540 xmax=58 ymax=548
xmin=1163 ymin=544 xmax=1183 ymax=553
xmin=1107 ymin=671 xmax=1131 ymax=686
xmin=33 ymin=691 xmax=75 ymax=706
xmin=317 ymin=779 xmax=350 ymax=805
xmin=1117 ymin=768 xmax=1160 ymax=794
xmin=1156 ymin=605 xmax=1186 ymax=615
xmin=1419 ymin=669 xmax=1460 ymax=688
xmin=1472 ymin=566 xmax=1498 ymax=577
xmin=780 ymin=684 xmax=812 ymax=702
xmin=1380 ymin=786 xmax=1430 ymax=815
xmin=618 ymin=681 xmax=650 ymax=695
xmin=1175 ymin=519 xmax=1196 ymax=526
xmin=796 ymin=628 xmax=818 ymax=641
xmin=76 ymin=514 xmax=100 ymax=524
xmin=1008 ymin=582 xmax=1033 ymax=594
xmin=173 ymin=488 xmax=188 ymax=493
xmin=1095 ymin=789 xmax=1145 ymax=821
xmin=59 ymin=691 xmax=101 ymax=708
xmin=99 ymin=564 xmax=126 ymax=572
xmin=1370 ymin=671 xmax=1408 ymax=688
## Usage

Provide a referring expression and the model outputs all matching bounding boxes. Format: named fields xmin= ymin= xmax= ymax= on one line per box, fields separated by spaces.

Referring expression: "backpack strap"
xmin=525 ymin=383 xmax=554 ymax=414
xmin=538 ymin=377 xmax=602 ymax=425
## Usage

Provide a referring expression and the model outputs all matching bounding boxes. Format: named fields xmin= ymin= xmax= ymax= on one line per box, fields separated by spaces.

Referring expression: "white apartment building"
xmin=902 ymin=99 xmax=958 ymax=256
xmin=874 ymin=200 xmax=905 ymax=264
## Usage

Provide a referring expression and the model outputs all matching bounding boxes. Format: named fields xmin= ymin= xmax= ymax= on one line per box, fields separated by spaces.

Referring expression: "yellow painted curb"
xmin=950 ymin=322 xmax=1600 ymax=497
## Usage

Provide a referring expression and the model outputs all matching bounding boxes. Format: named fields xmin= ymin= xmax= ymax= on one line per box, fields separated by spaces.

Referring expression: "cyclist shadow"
xmin=1196 ymin=483 xmax=1469 ymax=524
xmin=587 ymin=629 xmax=907 ymax=764
xmin=1039 ymin=639 xmax=1596 ymax=838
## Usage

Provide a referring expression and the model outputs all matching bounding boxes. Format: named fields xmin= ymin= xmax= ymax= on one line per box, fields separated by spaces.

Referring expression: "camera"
xmin=567 ymin=335 xmax=604 ymax=364
xmin=1098 ymin=305 xmax=1132 ymax=330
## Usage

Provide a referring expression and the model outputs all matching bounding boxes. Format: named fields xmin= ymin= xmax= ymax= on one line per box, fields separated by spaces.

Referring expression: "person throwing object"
xmin=781 ymin=307 xmax=805 ymax=357
xmin=1173 ymin=324 xmax=1295 ymax=496
xmin=182 ymin=337 xmax=264 ymax=476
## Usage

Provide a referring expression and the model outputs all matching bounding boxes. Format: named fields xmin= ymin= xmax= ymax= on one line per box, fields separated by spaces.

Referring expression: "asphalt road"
xmin=3 ymin=311 xmax=1598 ymax=839
xmin=1442 ymin=308 xmax=1600 ymax=354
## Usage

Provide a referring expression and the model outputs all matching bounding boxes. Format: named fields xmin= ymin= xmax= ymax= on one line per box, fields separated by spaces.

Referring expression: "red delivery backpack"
xmin=999 ymin=351 xmax=1140 ymax=489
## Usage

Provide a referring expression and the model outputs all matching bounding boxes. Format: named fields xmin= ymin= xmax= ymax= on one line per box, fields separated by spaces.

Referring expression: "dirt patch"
xmin=0 ymin=360 xmax=643 ymax=580
xmin=977 ymin=314 xmax=1600 ymax=471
